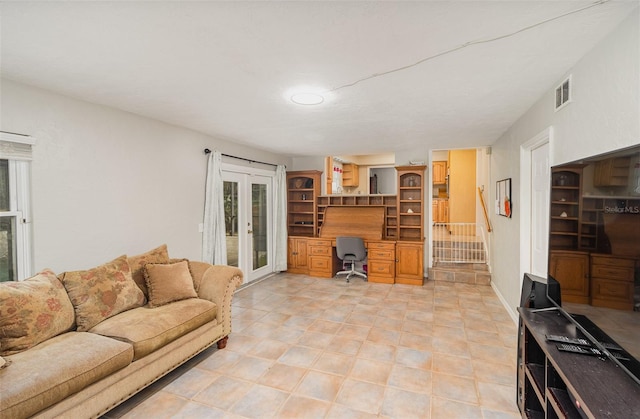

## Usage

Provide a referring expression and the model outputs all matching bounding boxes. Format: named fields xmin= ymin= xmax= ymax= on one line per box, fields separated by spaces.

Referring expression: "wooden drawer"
xmin=368 ymin=249 xmax=395 ymax=260
xmin=309 ymin=256 xmax=331 ymax=271
xmin=368 ymin=260 xmax=395 ymax=276
xmin=591 ymin=264 xmax=634 ymax=282
xmin=308 ymin=239 xmax=332 ymax=247
xmin=308 ymin=245 xmax=331 ymax=256
xmin=591 ymin=255 xmax=635 ymax=269
xmin=591 ymin=278 xmax=634 ymax=310
xmin=367 ymin=241 xmax=395 ymax=251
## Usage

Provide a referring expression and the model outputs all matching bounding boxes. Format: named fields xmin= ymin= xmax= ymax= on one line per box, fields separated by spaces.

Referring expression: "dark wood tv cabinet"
xmin=518 ymin=308 xmax=640 ymax=418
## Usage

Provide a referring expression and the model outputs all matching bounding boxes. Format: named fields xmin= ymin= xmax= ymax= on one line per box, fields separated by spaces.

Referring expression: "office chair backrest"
xmin=336 ymin=236 xmax=366 ymax=260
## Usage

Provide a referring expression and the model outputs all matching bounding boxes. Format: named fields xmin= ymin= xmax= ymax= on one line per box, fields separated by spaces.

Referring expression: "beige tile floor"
xmin=104 ymin=273 xmax=520 ymax=418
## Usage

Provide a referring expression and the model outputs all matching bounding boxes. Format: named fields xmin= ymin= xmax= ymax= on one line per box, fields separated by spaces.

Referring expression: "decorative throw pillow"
xmin=127 ymin=244 xmax=170 ymax=299
xmin=59 ymin=255 xmax=145 ymax=332
xmin=143 ymin=260 xmax=198 ymax=308
xmin=0 ymin=355 xmax=9 ymax=369
xmin=0 ymin=269 xmax=75 ymax=356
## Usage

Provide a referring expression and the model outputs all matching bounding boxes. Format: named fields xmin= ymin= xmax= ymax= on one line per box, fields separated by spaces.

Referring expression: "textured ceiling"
xmin=1 ymin=1 xmax=637 ymax=157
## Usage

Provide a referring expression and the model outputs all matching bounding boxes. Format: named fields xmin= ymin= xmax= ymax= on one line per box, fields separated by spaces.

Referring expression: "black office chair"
xmin=336 ymin=236 xmax=367 ymax=282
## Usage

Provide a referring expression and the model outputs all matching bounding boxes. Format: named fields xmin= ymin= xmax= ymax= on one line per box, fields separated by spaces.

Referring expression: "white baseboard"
xmin=491 ymin=281 xmax=518 ymax=325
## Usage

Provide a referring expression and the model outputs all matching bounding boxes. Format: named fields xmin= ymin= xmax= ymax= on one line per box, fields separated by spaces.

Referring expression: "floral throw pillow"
xmin=127 ymin=244 xmax=170 ymax=299
xmin=0 ymin=269 xmax=75 ymax=356
xmin=59 ymin=255 xmax=145 ymax=332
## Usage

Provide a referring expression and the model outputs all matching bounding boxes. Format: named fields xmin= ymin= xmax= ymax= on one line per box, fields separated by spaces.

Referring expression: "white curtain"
xmin=274 ymin=165 xmax=288 ymax=271
xmin=202 ymin=150 xmax=227 ymax=265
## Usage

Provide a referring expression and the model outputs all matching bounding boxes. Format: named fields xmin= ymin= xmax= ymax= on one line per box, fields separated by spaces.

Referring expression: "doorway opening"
xmin=429 ymin=148 xmax=492 ymax=284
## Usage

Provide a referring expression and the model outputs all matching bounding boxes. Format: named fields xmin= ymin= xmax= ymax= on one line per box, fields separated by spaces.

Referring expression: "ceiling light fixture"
xmin=290 ymin=92 xmax=325 ymax=106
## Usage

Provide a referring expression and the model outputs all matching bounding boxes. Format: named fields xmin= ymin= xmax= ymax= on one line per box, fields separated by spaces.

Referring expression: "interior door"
xmin=222 ymin=170 xmax=273 ymax=283
xmin=531 ymin=142 xmax=550 ymax=276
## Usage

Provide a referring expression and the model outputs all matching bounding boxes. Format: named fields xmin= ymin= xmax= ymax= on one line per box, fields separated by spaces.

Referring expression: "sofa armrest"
xmin=190 ymin=262 xmax=243 ymax=336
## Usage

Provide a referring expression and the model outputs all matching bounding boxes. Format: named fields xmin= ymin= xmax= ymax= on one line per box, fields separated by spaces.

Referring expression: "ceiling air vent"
xmin=555 ymin=75 xmax=572 ymax=111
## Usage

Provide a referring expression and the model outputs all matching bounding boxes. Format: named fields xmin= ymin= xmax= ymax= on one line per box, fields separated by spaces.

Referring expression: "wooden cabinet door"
xmin=287 ymin=237 xmax=308 ymax=274
xmin=395 ymin=242 xmax=424 ymax=285
xmin=432 ymin=161 xmax=447 ymax=184
xmin=437 ymin=200 xmax=448 ymax=224
xmin=549 ymin=250 xmax=589 ymax=303
xmin=342 ymin=163 xmax=359 ymax=187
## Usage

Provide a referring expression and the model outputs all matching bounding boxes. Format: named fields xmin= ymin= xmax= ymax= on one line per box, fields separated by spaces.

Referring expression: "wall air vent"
xmin=555 ymin=75 xmax=572 ymax=111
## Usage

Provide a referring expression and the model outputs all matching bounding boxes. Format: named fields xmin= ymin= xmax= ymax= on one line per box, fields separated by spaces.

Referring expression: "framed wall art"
xmin=496 ymin=178 xmax=512 ymax=218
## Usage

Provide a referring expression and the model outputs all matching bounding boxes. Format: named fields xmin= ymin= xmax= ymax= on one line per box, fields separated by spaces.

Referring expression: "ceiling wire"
xmin=327 ymin=0 xmax=611 ymax=93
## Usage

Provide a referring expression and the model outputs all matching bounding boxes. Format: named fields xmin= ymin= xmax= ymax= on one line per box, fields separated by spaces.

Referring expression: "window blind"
xmin=0 ymin=132 xmax=34 ymax=161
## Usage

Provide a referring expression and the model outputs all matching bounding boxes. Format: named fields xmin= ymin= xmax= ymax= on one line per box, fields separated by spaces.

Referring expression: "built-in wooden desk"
xmin=306 ymin=238 xmax=397 ymax=283
xmin=302 ymin=206 xmax=423 ymax=284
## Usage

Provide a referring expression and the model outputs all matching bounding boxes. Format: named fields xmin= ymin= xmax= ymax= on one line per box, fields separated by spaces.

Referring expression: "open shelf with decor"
xmin=549 ymin=167 xmax=583 ymax=250
xmin=397 ymin=166 xmax=426 ymax=241
xmin=395 ymin=165 xmax=426 ymax=284
xmin=287 ymin=170 xmax=321 ymax=237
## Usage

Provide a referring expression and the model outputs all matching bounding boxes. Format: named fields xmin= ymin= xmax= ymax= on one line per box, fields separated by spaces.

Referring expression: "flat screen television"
xmin=519 ymin=272 xmax=560 ymax=309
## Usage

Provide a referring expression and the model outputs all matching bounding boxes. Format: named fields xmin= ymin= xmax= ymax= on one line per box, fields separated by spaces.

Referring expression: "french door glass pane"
xmin=0 ymin=160 xmax=10 ymax=211
xmin=252 ymin=183 xmax=268 ymax=270
xmin=0 ymin=217 xmax=16 ymax=282
xmin=224 ymin=181 xmax=239 ymax=267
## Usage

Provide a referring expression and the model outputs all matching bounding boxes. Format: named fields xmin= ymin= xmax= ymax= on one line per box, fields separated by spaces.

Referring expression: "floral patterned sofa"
xmin=0 ymin=245 xmax=242 ymax=419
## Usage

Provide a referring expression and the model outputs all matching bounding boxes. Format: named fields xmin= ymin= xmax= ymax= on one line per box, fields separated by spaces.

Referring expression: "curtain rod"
xmin=203 ymin=148 xmax=279 ymax=168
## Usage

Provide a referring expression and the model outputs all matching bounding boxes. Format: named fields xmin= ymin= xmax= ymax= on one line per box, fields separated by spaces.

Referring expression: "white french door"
xmin=222 ymin=166 xmax=273 ymax=283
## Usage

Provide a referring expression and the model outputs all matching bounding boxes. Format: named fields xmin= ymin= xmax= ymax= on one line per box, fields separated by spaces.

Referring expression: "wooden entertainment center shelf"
xmin=518 ymin=308 xmax=640 ymax=418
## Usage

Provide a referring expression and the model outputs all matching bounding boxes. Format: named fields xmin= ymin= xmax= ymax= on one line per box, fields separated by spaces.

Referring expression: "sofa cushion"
xmin=0 ymin=269 xmax=75 ymax=356
xmin=89 ymin=298 xmax=217 ymax=361
xmin=59 ymin=255 xmax=145 ymax=332
xmin=127 ymin=244 xmax=170 ymax=298
xmin=144 ymin=260 xmax=198 ymax=308
xmin=0 ymin=332 xmax=133 ymax=419
xmin=0 ymin=355 xmax=8 ymax=369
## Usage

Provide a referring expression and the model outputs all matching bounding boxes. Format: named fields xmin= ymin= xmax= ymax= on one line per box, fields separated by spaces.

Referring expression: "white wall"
xmin=0 ymin=80 xmax=290 ymax=273
xmin=489 ymin=10 xmax=639 ymax=317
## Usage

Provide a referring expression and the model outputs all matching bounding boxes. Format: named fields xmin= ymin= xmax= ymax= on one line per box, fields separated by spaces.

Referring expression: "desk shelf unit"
xmin=397 ymin=165 xmax=426 ymax=242
xmin=316 ymin=195 xmax=397 ymax=239
xmin=287 ymin=170 xmax=322 ymax=237
xmin=550 ymin=167 xmax=582 ymax=251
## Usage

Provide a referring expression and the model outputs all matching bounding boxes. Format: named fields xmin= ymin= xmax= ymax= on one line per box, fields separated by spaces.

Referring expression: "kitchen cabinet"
xmin=432 ymin=161 xmax=447 ymax=184
xmin=593 ymin=156 xmax=631 ymax=187
xmin=342 ymin=163 xmax=359 ymax=187
xmin=433 ymin=199 xmax=449 ymax=224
